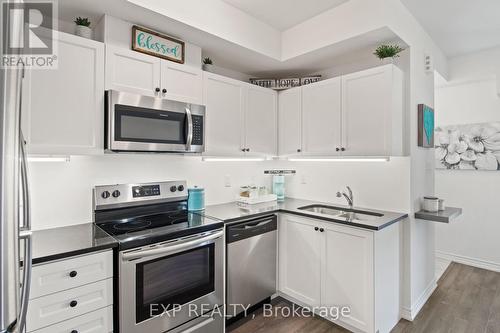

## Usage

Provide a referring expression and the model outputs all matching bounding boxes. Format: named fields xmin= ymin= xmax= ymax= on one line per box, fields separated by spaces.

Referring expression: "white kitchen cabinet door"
xmin=341 ymin=64 xmax=403 ymax=156
xmin=321 ymin=223 xmax=374 ymax=333
xmin=278 ymin=215 xmax=322 ymax=307
xmin=278 ymin=87 xmax=302 ymax=156
xmin=245 ymin=85 xmax=277 ymax=156
xmin=22 ymin=32 xmax=104 ymax=155
xmin=105 ymin=45 xmax=161 ymax=97
xmin=203 ymin=72 xmax=245 ymax=156
xmin=161 ymin=61 xmax=203 ymax=104
xmin=301 ymin=77 xmax=342 ymax=155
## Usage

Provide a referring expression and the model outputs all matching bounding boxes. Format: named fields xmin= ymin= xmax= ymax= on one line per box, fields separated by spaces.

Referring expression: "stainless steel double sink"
xmin=297 ymin=204 xmax=383 ymax=222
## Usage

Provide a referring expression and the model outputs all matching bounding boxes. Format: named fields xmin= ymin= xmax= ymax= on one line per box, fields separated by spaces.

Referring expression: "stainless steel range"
xmin=93 ymin=181 xmax=224 ymax=333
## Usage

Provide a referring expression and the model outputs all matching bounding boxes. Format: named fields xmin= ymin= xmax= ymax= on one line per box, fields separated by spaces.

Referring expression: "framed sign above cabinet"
xmin=132 ymin=25 xmax=185 ymax=64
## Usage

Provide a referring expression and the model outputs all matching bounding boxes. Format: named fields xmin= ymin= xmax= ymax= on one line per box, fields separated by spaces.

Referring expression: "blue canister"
xmin=188 ymin=186 xmax=205 ymax=211
xmin=272 ymin=175 xmax=285 ymax=202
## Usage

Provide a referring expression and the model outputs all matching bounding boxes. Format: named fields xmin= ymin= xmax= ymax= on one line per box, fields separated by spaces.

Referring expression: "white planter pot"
xmin=381 ymin=57 xmax=394 ymax=65
xmin=75 ymin=25 xmax=92 ymax=39
xmin=203 ymin=64 xmax=214 ymax=72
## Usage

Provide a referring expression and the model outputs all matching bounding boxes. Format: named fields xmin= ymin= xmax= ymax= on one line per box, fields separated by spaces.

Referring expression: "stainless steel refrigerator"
xmin=1 ymin=3 xmax=32 ymax=332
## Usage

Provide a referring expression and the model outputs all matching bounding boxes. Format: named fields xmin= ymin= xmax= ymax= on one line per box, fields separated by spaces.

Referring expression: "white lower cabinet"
xmin=278 ymin=214 xmax=401 ymax=333
xmin=30 ymin=306 xmax=113 ymax=333
xmin=27 ymin=250 xmax=114 ymax=333
xmin=278 ymin=215 xmax=321 ymax=307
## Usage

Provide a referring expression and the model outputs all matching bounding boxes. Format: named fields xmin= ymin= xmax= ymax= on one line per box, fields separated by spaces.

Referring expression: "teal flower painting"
xmin=418 ymin=104 xmax=434 ymax=148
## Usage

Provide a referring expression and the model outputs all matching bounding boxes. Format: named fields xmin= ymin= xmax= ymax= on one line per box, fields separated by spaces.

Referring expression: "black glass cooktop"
xmin=94 ymin=201 xmax=223 ymax=250
xmin=97 ymin=211 xmax=189 ymax=236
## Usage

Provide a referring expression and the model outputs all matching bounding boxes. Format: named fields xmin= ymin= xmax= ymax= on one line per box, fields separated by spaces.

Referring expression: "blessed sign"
xmin=132 ymin=25 xmax=185 ymax=64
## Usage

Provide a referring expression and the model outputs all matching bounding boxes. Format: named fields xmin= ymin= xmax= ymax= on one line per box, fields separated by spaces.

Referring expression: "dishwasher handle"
xmin=226 ymin=215 xmax=277 ymax=244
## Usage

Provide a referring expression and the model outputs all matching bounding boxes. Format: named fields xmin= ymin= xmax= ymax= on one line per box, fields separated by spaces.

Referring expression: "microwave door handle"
xmin=185 ymin=107 xmax=193 ymax=151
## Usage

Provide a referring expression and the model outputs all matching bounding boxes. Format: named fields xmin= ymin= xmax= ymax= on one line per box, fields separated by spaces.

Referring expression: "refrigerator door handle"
xmin=18 ymin=231 xmax=32 ymax=333
xmin=19 ymin=132 xmax=30 ymax=232
xmin=18 ymin=132 xmax=32 ymax=332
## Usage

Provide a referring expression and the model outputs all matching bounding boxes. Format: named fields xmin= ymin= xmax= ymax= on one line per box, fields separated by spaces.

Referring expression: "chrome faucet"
xmin=336 ymin=186 xmax=353 ymax=210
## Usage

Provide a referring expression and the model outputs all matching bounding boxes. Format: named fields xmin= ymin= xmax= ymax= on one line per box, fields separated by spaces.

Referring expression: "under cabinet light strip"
xmin=288 ymin=157 xmax=390 ymax=162
xmin=27 ymin=156 xmax=71 ymax=162
xmin=202 ymin=157 xmax=266 ymax=162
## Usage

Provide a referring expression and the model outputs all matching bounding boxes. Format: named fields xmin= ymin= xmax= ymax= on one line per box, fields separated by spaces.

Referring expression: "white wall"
xmin=435 ymin=46 xmax=500 ymax=271
xmin=28 ymin=156 xmax=411 ymax=231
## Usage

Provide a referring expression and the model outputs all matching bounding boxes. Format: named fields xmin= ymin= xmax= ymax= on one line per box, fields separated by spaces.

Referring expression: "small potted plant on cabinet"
xmin=74 ymin=17 xmax=92 ymax=39
xmin=202 ymin=57 xmax=213 ymax=72
xmin=374 ymin=44 xmax=405 ymax=64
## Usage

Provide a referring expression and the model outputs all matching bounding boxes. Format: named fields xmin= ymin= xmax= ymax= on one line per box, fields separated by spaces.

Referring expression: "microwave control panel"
xmin=192 ymin=115 xmax=204 ymax=146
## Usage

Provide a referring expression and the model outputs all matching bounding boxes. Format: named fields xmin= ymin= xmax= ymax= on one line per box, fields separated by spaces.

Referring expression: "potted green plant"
xmin=74 ymin=17 xmax=92 ymax=39
xmin=374 ymin=44 xmax=405 ymax=64
xmin=202 ymin=57 xmax=213 ymax=72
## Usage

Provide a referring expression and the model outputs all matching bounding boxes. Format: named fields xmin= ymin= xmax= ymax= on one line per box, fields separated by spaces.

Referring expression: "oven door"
xmin=119 ymin=229 xmax=224 ymax=333
xmin=106 ymin=90 xmax=205 ymax=153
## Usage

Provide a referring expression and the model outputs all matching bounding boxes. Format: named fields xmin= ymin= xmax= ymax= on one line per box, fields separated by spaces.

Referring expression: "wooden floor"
xmin=227 ymin=263 xmax=500 ymax=333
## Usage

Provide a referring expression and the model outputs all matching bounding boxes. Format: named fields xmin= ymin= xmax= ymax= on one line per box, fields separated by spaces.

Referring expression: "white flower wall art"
xmin=435 ymin=122 xmax=500 ymax=170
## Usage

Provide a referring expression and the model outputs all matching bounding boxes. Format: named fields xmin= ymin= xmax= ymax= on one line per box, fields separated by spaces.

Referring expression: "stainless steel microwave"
xmin=105 ymin=90 xmax=205 ymax=153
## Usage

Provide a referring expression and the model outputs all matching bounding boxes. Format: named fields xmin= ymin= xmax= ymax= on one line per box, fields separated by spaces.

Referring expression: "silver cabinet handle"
xmin=185 ymin=107 xmax=193 ymax=151
xmin=122 ymin=231 xmax=223 ymax=261
xmin=19 ymin=231 xmax=32 ymax=333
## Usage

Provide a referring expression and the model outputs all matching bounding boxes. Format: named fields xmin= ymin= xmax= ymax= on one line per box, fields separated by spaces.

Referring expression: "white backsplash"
xmin=28 ymin=155 xmax=411 ymax=230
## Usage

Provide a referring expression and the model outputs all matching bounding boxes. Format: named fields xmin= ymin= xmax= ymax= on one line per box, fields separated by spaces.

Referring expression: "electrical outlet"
xmin=224 ymin=175 xmax=231 ymax=187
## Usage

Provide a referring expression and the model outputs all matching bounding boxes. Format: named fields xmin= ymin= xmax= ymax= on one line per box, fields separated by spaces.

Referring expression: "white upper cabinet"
xmin=301 ymin=77 xmax=342 ymax=155
xmin=161 ymin=61 xmax=203 ymax=104
xmin=278 ymin=87 xmax=302 ymax=155
xmin=22 ymin=32 xmax=104 ymax=155
xmin=341 ymin=65 xmax=403 ymax=156
xmin=245 ymin=85 xmax=277 ymax=156
xmin=105 ymin=45 xmax=161 ymax=97
xmin=277 ymin=64 xmax=404 ymax=158
xmin=203 ymin=72 xmax=245 ymax=156
xmin=203 ymin=72 xmax=277 ymax=157
xmin=106 ymin=45 xmax=203 ymax=104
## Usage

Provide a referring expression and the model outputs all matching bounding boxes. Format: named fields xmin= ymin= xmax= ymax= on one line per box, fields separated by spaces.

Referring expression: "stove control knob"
xmin=177 ymin=185 xmax=185 ymax=192
xmin=101 ymin=191 xmax=110 ymax=199
xmin=170 ymin=186 xmax=177 ymax=192
xmin=112 ymin=190 xmax=121 ymax=198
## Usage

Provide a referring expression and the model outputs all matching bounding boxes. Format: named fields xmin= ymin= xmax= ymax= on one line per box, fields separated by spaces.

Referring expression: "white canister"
xmin=438 ymin=199 xmax=445 ymax=211
xmin=423 ymin=197 xmax=439 ymax=212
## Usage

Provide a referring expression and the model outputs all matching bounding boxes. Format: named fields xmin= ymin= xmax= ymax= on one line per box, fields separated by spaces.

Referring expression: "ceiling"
xmin=222 ymin=0 xmax=348 ymax=31
xmin=401 ymin=0 xmax=500 ymax=57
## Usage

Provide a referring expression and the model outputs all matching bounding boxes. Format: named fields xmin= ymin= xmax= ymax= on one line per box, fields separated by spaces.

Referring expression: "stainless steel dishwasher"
xmin=226 ymin=215 xmax=277 ymax=319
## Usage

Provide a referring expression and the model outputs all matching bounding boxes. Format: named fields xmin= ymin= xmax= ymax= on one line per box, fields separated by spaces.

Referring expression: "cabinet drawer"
xmin=29 ymin=305 xmax=113 ymax=333
xmin=27 ymin=279 xmax=113 ymax=332
xmin=31 ymin=251 xmax=113 ymax=299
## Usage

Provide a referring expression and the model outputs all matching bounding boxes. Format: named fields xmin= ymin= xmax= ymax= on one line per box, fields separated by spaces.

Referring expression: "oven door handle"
xmin=185 ymin=107 xmax=193 ymax=151
xmin=122 ymin=230 xmax=223 ymax=261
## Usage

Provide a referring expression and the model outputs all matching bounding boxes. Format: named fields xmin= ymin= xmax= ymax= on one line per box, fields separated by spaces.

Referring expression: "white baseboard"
xmin=435 ymin=251 xmax=500 ymax=273
xmin=435 ymin=256 xmax=451 ymax=281
xmin=400 ymin=279 xmax=437 ymax=321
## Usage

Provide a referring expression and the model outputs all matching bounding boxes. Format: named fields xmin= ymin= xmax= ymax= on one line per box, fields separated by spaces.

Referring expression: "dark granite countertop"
xmin=197 ymin=198 xmax=408 ymax=231
xmin=30 ymin=223 xmax=118 ymax=265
